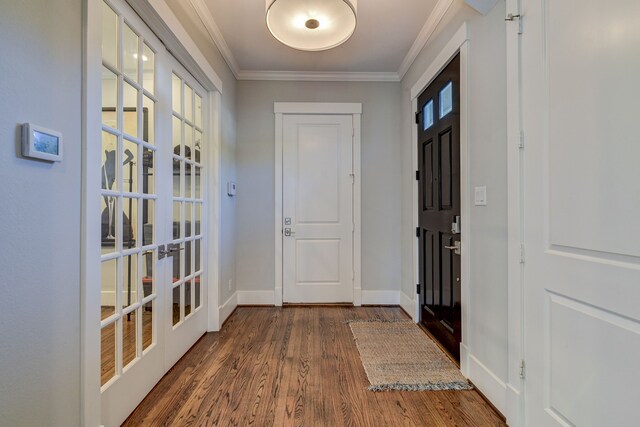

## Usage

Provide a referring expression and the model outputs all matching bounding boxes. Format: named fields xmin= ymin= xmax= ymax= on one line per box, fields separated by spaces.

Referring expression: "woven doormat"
xmin=348 ymin=320 xmax=472 ymax=392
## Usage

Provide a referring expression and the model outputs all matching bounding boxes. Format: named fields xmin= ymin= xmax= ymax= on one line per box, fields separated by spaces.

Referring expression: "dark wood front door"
xmin=417 ymin=54 xmax=461 ymax=361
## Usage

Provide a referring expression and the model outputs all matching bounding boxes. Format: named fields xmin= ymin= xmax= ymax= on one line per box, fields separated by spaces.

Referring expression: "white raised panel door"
xmin=283 ymin=115 xmax=354 ymax=303
xmin=520 ymin=0 xmax=640 ymax=426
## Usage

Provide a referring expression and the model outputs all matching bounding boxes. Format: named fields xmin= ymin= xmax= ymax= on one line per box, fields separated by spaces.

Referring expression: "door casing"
xmin=274 ymin=102 xmax=362 ymax=306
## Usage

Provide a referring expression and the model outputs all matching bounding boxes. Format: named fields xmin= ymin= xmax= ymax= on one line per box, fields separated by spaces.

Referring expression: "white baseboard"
xmin=467 ymin=353 xmax=507 ymax=415
xmin=237 ymin=290 xmax=275 ymax=305
xmin=361 ymin=290 xmax=400 ymax=305
xmin=506 ymin=382 xmax=523 ymax=427
xmin=218 ymin=292 xmax=237 ymax=328
xmin=400 ymin=291 xmax=416 ymax=320
xmin=460 ymin=343 xmax=470 ymax=377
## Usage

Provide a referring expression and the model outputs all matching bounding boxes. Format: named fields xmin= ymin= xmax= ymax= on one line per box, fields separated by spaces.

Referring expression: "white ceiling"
xmin=188 ymin=0 xmax=452 ymax=80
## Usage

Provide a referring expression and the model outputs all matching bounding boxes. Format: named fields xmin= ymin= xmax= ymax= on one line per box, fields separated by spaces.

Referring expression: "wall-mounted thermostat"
xmin=227 ymin=182 xmax=237 ymax=196
xmin=22 ymin=123 xmax=63 ymax=162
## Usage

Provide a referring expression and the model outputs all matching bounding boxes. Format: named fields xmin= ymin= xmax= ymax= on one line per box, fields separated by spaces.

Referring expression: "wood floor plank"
xmin=123 ymin=307 xmax=506 ymax=427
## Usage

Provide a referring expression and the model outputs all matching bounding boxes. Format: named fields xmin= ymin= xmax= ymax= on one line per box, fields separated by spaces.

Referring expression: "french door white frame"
xmin=274 ymin=102 xmax=362 ymax=306
xmin=81 ymin=0 xmax=223 ymax=425
xmin=410 ymin=21 xmax=474 ymax=373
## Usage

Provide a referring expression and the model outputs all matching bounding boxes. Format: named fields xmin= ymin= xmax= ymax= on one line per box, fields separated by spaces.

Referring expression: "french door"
xmin=98 ymin=1 xmax=207 ymax=425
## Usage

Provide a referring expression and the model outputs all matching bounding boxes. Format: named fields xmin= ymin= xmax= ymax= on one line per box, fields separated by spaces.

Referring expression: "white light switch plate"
xmin=474 ymin=186 xmax=487 ymax=206
xmin=227 ymin=182 xmax=237 ymax=196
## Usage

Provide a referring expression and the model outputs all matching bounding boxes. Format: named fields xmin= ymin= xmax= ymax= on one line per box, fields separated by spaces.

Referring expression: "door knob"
xmin=444 ymin=241 xmax=461 ymax=255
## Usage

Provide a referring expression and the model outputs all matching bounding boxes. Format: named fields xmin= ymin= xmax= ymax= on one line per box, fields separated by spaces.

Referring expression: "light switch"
xmin=474 ymin=186 xmax=487 ymax=206
xmin=227 ymin=182 xmax=237 ymax=196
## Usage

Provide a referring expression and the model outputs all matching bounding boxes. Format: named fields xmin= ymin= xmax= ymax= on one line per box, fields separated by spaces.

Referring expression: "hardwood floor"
xmin=124 ymin=306 xmax=506 ymax=426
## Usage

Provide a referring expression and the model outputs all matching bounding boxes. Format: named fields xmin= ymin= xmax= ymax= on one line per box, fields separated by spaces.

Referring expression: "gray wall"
xmin=235 ymin=81 xmax=402 ymax=294
xmin=0 ymin=0 xmax=82 ymax=425
xmin=167 ymin=1 xmax=238 ymax=306
xmin=400 ymin=0 xmax=509 ymax=388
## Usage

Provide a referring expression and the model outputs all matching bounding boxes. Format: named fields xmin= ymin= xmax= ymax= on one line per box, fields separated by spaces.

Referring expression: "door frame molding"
xmin=409 ymin=23 xmax=470 ymax=374
xmin=81 ymin=0 xmax=223 ymax=424
xmin=274 ymin=102 xmax=362 ymax=306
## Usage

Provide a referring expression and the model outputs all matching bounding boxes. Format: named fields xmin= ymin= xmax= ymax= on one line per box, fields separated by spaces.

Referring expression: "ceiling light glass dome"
xmin=265 ymin=0 xmax=357 ymax=51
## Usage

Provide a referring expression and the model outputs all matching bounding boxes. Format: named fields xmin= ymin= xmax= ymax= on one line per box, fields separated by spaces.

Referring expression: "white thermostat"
xmin=22 ymin=123 xmax=63 ymax=162
xmin=227 ymin=182 xmax=237 ymax=196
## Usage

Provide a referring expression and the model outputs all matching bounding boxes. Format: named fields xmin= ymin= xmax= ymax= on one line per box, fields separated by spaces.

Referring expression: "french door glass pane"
xmin=184 ymin=280 xmax=192 ymax=317
xmin=101 ymin=131 xmax=118 ymax=190
xmin=172 ymin=74 xmax=181 ymax=114
xmin=101 ymin=259 xmax=117 ymax=320
xmin=142 ymin=147 xmax=154 ymax=194
xmin=123 ymin=254 xmax=138 ymax=307
xmin=185 ymin=85 xmax=193 ymax=122
xmin=123 ymin=24 xmax=139 ymax=83
xmin=101 ymin=323 xmax=116 ymax=386
xmin=143 ymin=43 xmax=154 ymax=94
xmin=142 ymin=199 xmax=154 ymax=246
xmin=123 ymin=139 xmax=138 ymax=193
xmin=172 ymin=285 xmax=180 ymax=326
xmin=142 ymin=301 xmax=153 ymax=351
xmin=143 ymin=96 xmax=155 ymax=143
xmin=122 ymin=310 xmax=137 ymax=368
xmin=101 ymin=67 xmax=118 ymax=128
xmin=123 ymin=82 xmax=138 ymax=138
xmin=101 ymin=2 xmax=118 ymax=67
xmin=122 ymin=197 xmax=137 ymax=247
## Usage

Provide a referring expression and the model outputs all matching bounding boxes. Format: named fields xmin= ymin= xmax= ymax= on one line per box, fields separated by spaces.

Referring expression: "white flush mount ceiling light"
xmin=266 ymin=0 xmax=357 ymax=51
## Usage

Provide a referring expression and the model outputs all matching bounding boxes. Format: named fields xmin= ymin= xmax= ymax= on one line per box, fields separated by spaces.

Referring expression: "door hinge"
xmin=506 ymin=13 xmax=523 ymax=34
xmin=416 ymin=284 xmax=421 ymax=295
xmin=518 ymin=131 xmax=525 ymax=149
xmin=415 ymin=170 xmax=420 ymax=181
xmin=416 ymin=227 xmax=421 ymax=238
xmin=520 ymin=244 xmax=526 ymax=264
xmin=519 ymin=359 xmax=526 ymax=379
xmin=415 ymin=111 xmax=421 ymax=124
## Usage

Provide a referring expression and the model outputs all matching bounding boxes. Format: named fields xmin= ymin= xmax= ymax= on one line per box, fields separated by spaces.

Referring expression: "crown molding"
xmin=397 ymin=0 xmax=455 ymax=80
xmin=237 ymin=70 xmax=400 ymax=82
xmin=189 ymin=0 xmax=241 ymax=78
xmin=187 ymin=0 xmax=453 ymax=83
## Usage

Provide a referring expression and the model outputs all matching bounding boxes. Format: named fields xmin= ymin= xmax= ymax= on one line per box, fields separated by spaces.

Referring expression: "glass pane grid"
xmin=100 ymin=0 xmax=157 ymax=389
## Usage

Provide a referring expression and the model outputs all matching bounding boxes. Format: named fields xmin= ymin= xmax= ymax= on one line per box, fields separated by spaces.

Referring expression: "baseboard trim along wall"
xmin=218 ymin=292 xmax=238 ymax=327
xmin=360 ymin=290 xmax=401 ymax=305
xmin=467 ymin=353 xmax=507 ymax=415
xmin=237 ymin=290 xmax=276 ymax=305
xmin=400 ymin=291 xmax=416 ymax=321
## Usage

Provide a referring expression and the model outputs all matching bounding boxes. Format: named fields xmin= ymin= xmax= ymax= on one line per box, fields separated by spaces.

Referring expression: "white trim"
xmin=207 ymin=91 xmax=223 ymax=332
xmin=81 ymin=1 xmax=103 ymax=425
xmin=467 ymin=354 xmax=508 ymax=414
xmin=410 ymin=23 xmax=469 ymax=100
xmin=218 ymin=292 xmax=238 ymax=327
xmin=237 ymin=290 xmax=276 ymax=305
xmin=238 ymin=70 xmax=400 ymax=82
xmin=410 ymin=18 xmax=471 ymax=383
xmin=460 ymin=342 xmax=470 ymax=377
xmin=135 ymin=0 xmax=224 ymax=92
xmin=274 ymin=103 xmax=362 ymax=305
xmin=352 ymin=113 xmax=362 ymax=307
xmin=361 ymin=291 xmax=400 ymax=305
xmin=274 ymin=112 xmax=284 ymax=307
xmin=398 ymin=0 xmax=455 ymax=80
xmin=400 ymin=291 xmax=416 ymax=321
xmin=505 ymin=0 xmax=524 ymax=425
xmin=189 ymin=0 xmax=240 ymax=79
xmin=274 ymin=102 xmax=362 ymax=114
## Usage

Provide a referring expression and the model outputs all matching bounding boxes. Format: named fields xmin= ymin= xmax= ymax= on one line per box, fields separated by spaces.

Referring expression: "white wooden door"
xmin=520 ymin=1 xmax=640 ymax=426
xmin=164 ymin=57 xmax=208 ymax=369
xmin=282 ymin=115 xmax=354 ymax=303
xmin=99 ymin=1 xmax=208 ymax=425
xmin=99 ymin=1 xmax=165 ymax=425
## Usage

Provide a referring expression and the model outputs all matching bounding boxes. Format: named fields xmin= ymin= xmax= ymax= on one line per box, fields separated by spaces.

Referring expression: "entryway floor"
xmin=124 ymin=306 xmax=505 ymax=426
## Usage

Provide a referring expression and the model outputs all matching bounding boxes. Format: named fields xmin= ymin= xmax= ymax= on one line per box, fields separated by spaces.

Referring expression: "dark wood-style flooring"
xmin=124 ymin=306 xmax=506 ymax=426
